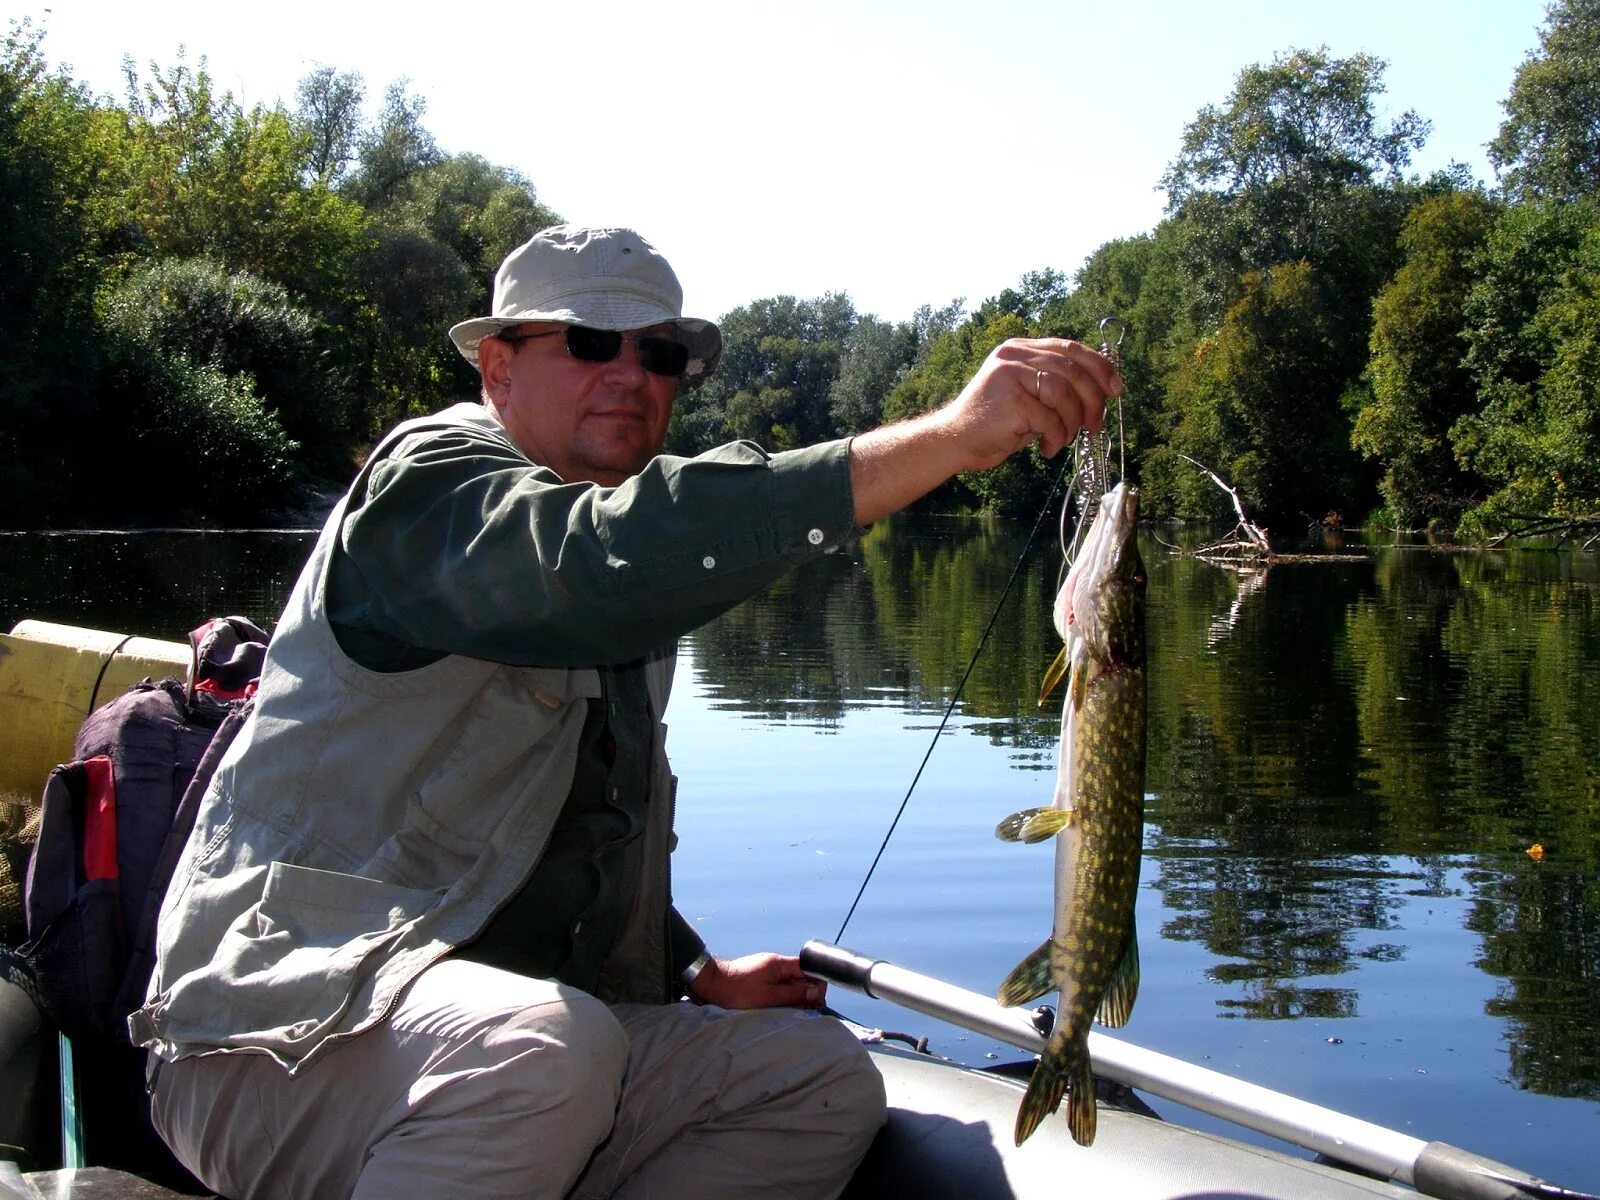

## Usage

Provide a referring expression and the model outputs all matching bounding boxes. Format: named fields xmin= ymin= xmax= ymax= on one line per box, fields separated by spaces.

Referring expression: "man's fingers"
xmin=1030 ymin=367 xmax=1082 ymax=455
xmin=1020 ymin=338 xmax=1123 ymax=396
xmin=772 ymin=978 xmax=827 ymax=1009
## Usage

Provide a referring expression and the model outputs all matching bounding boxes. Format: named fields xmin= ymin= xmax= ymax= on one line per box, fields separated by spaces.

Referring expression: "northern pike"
xmin=995 ymin=480 xmax=1146 ymax=1147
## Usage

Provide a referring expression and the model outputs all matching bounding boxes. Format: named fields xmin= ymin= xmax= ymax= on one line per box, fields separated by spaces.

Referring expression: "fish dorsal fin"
xmin=1095 ymin=928 xmax=1140 ymax=1028
xmin=997 ymin=939 xmax=1053 ymax=1008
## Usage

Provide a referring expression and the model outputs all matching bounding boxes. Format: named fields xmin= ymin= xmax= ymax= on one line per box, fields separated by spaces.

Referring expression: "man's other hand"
xmin=687 ymin=952 xmax=827 ymax=1010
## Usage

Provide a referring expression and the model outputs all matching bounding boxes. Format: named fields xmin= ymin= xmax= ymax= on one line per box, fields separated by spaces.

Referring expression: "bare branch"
xmin=1177 ymin=455 xmax=1273 ymax=562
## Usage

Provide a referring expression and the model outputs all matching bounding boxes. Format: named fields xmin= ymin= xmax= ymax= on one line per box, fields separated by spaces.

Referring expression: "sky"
xmin=10 ymin=0 xmax=1553 ymax=324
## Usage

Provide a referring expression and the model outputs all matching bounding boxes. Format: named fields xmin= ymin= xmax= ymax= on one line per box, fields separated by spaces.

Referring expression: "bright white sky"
xmin=12 ymin=0 xmax=1549 ymax=324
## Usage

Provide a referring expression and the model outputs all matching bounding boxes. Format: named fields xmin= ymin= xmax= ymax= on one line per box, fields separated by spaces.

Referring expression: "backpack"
xmin=21 ymin=615 xmax=268 ymax=1046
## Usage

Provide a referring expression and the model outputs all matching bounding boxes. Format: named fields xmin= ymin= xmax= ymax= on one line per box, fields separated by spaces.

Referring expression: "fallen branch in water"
xmin=1484 ymin=513 xmax=1600 ymax=552
xmin=1177 ymin=456 xmax=1274 ymax=564
xmin=1165 ymin=457 xmax=1369 ymax=567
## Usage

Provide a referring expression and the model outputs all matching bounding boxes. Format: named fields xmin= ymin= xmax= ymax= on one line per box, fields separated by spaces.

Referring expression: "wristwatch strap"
xmin=681 ymin=950 xmax=712 ymax=990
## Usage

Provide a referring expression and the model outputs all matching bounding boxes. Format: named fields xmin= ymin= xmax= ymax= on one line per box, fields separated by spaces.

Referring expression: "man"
xmin=132 ymin=225 xmax=1121 ymax=1199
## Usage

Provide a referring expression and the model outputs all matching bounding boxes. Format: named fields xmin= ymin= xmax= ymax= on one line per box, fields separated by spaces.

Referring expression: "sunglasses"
xmin=499 ymin=326 xmax=691 ymax=378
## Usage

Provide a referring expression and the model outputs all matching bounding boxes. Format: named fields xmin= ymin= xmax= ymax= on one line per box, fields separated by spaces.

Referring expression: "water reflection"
xmin=683 ymin=522 xmax=1599 ymax=1106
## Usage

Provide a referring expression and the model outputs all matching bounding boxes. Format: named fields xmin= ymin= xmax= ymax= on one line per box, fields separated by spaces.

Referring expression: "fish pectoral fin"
xmin=1037 ymin=646 xmax=1068 ymax=707
xmin=1094 ymin=928 xmax=1140 ymax=1028
xmin=996 ymin=939 xmax=1053 ymax=1008
xmin=1019 ymin=808 xmax=1074 ymax=843
xmin=997 ymin=807 xmax=1074 ymax=844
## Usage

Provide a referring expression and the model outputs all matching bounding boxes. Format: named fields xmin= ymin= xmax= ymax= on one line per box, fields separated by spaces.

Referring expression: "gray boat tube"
xmin=800 ymin=941 xmax=1596 ymax=1200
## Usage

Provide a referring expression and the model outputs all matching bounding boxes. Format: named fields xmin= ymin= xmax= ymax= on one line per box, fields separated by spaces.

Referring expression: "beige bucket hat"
xmin=448 ymin=224 xmax=723 ymax=385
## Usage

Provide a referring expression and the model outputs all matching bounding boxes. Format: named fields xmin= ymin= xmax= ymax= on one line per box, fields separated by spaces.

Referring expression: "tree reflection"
xmin=685 ymin=515 xmax=1600 ymax=1100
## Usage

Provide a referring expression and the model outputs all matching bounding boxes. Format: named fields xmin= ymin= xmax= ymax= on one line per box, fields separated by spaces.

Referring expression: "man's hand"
xmin=849 ymin=337 xmax=1123 ymax=526
xmin=686 ymin=952 xmax=827 ymax=1010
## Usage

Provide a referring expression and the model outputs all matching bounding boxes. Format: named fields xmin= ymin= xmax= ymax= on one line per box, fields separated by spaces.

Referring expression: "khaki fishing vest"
xmin=130 ymin=409 xmax=678 ymax=1072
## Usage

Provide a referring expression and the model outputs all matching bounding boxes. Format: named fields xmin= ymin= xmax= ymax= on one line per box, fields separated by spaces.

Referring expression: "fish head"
xmin=1068 ymin=483 xmax=1145 ymax=668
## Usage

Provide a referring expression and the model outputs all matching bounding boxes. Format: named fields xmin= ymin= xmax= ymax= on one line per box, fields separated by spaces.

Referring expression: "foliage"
xmin=294 ymin=66 xmax=364 ymax=187
xmin=99 ymin=256 xmax=352 ymax=470
xmin=1351 ymin=190 xmax=1499 ymax=527
xmin=7 ymin=14 xmax=1600 ymax=536
xmin=379 ymin=154 xmax=559 ymax=295
xmin=1489 ymin=0 xmax=1600 ymax=203
xmin=1154 ymin=261 xmax=1362 ymax=523
xmin=829 ymin=314 xmax=914 ymax=436
xmin=669 ymin=293 xmax=863 ymax=454
xmin=0 ymin=34 xmax=572 ymax=523
xmin=113 ymin=53 xmax=372 ymax=304
xmin=96 ymin=302 xmax=301 ymax=524
xmin=0 ymin=21 xmax=117 ymax=525
xmin=343 ymin=79 xmax=442 ymax=209
xmin=1162 ymin=47 xmax=1428 ymax=272
xmin=1454 ymin=199 xmax=1600 ymax=536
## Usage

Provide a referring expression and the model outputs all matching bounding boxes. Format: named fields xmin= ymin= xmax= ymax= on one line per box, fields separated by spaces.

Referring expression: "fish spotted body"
xmin=996 ymin=480 xmax=1146 ymax=1148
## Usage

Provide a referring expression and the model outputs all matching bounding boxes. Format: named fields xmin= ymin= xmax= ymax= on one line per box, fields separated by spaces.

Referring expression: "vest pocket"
xmin=252 ymin=861 xmax=439 ymax=941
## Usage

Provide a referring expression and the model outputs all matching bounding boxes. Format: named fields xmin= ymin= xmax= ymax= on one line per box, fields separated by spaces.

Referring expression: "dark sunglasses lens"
xmin=637 ymin=337 xmax=690 ymax=378
xmin=564 ymin=327 xmax=689 ymax=377
xmin=565 ymin=326 xmax=623 ymax=363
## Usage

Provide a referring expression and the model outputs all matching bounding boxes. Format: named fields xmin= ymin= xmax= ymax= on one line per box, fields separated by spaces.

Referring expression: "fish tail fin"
xmin=1065 ymin=1050 xmax=1097 ymax=1146
xmin=997 ymin=939 xmax=1053 ymax=1008
xmin=1095 ymin=927 xmax=1140 ymax=1028
xmin=1014 ymin=1035 xmax=1070 ymax=1146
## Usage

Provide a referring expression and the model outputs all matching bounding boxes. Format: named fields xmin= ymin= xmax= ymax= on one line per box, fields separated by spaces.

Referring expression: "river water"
xmin=3 ymin=518 xmax=1596 ymax=1190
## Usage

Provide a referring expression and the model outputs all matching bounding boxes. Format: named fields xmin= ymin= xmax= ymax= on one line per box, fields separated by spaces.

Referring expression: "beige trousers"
xmin=148 ymin=959 xmax=886 ymax=1200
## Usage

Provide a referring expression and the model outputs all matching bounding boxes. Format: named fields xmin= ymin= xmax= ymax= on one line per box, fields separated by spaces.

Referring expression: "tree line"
xmin=4 ymin=1 xmax=1597 ymax=535
xmin=2 ymin=26 xmax=555 ymax=525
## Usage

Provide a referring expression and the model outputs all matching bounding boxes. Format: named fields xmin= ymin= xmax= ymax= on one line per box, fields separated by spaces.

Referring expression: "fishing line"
xmin=834 ymin=315 xmax=1130 ymax=945
xmin=834 ymin=451 xmax=1076 ymax=944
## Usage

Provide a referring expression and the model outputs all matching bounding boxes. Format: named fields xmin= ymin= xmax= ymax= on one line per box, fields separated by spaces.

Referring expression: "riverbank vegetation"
xmin=3 ymin=1 xmax=1597 ymax=535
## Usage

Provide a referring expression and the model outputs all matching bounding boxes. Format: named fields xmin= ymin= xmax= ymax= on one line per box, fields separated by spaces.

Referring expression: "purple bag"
xmin=20 ymin=616 xmax=266 ymax=1044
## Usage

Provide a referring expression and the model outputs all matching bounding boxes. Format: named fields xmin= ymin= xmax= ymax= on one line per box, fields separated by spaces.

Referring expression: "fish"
xmin=995 ymin=479 xmax=1147 ymax=1148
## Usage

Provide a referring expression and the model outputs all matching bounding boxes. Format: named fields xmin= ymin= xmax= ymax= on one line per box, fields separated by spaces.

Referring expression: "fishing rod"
xmin=801 ymin=942 xmax=1598 ymax=1200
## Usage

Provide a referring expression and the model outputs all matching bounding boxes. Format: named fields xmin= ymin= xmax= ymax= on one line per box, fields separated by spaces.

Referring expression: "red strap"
xmin=81 ymin=755 xmax=118 ymax=881
xmin=192 ymin=677 xmax=258 ymax=701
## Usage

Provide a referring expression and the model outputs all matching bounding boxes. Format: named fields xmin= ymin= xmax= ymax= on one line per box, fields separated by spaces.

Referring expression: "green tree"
xmin=885 ymin=310 xmax=1054 ymax=515
xmin=828 ymin=314 xmax=914 ymax=435
xmin=381 ymin=154 xmax=560 ymax=303
xmin=1453 ymin=199 xmax=1600 ymax=534
xmin=672 ymin=294 xmax=858 ymax=453
xmin=1161 ymin=48 xmax=1427 ymax=334
xmin=1489 ymin=0 xmax=1600 ymax=203
xmin=294 ymin=65 xmax=364 ymax=186
xmin=345 ymin=79 xmax=442 ymax=209
xmin=97 ymin=267 xmax=301 ymax=524
xmin=343 ymin=229 xmax=480 ymax=436
xmin=114 ymin=54 xmax=371 ymax=305
xmin=1163 ymin=47 xmax=1428 ymax=269
xmin=1154 ymin=260 xmax=1360 ymax=523
xmin=101 ymin=256 xmax=353 ymax=472
xmin=1351 ymin=190 xmax=1499 ymax=528
xmin=0 ymin=22 xmax=122 ymax=525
